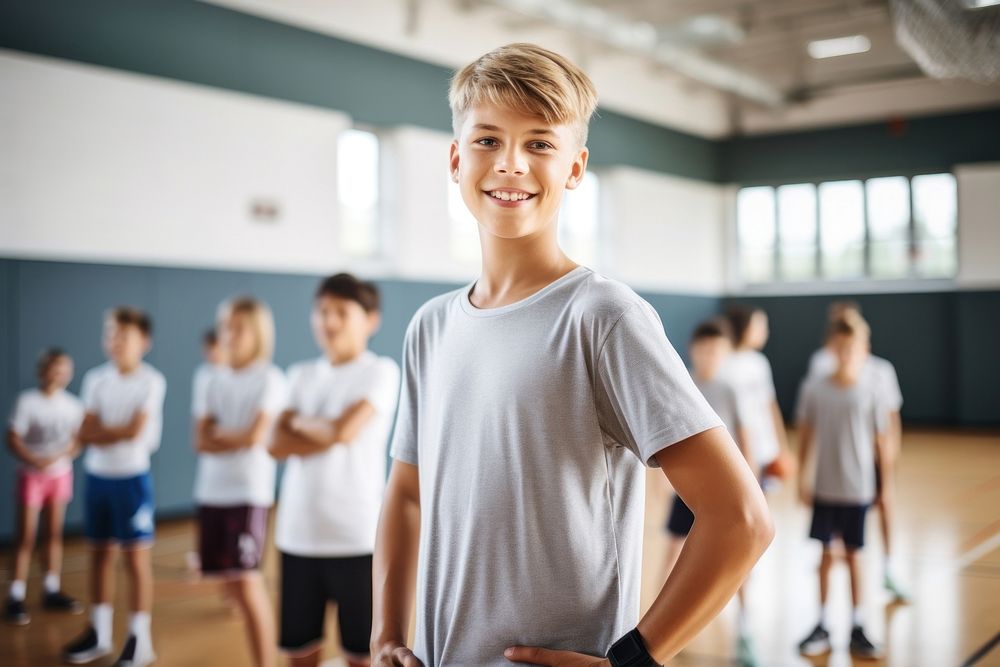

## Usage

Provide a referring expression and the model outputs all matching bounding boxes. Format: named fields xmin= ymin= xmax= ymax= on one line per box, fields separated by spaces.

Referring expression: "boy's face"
xmin=41 ymin=356 xmax=73 ymax=390
xmin=450 ymin=104 xmax=588 ymax=242
xmin=311 ymin=294 xmax=379 ymax=362
xmin=223 ymin=312 xmax=257 ymax=367
xmin=203 ymin=340 xmax=226 ymax=366
xmin=831 ymin=333 xmax=867 ymax=374
xmin=103 ymin=320 xmax=149 ymax=368
xmin=746 ymin=311 xmax=770 ymax=350
xmin=690 ymin=336 xmax=731 ymax=378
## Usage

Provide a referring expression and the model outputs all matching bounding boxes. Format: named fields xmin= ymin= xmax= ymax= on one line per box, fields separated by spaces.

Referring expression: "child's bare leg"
xmin=289 ymin=646 xmax=321 ymax=667
xmin=12 ymin=502 xmax=40 ymax=591
xmin=123 ymin=546 xmax=153 ymax=613
xmin=91 ymin=544 xmax=118 ymax=605
xmin=42 ymin=500 xmax=67 ymax=578
xmin=228 ymin=573 xmax=276 ymax=667
xmin=846 ymin=548 xmax=863 ymax=612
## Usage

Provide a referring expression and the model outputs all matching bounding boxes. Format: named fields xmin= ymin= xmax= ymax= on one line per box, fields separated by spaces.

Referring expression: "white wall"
xmin=956 ymin=162 xmax=1000 ymax=289
xmin=601 ymin=167 xmax=728 ymax=295
xmin=0 ymin=49 xmax=350 ymax=275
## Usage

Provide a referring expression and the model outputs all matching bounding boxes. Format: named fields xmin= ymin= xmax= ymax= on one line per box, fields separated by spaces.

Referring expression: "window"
xmin=559 ymin=172 xmax=600 ymax=267
xmin=448 ymin=179 xmax=481 ymax=264
xmin=337 ymin=128 xmax=381 ymax=258
xmin=736 ymin=173 xmax=957 ymax=284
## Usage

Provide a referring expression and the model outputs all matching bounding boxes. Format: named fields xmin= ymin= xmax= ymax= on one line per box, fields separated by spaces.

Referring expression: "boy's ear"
xmin=367 ymin=311 xmax=382 ymax=336
xmin=564 ymin=146 xmax=589 ymax=190
xmin=449 ymin=141 xmax=460 ymax=183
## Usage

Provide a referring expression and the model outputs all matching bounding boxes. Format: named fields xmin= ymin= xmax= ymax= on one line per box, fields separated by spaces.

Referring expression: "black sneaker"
xmin=850 ymin=625 xmax=883 ymax=660
xmin=43 ymin=590 xmax=84 ymax=614
xmin=798 ymin=623 xmax=831 ymax=656
xmin=5 ymin=597 xmax=30 ymax=625
xmin=112 ymin=634 xmax=156 ymax=667
xmin=63 ymin=625 xmax=112 ymax=664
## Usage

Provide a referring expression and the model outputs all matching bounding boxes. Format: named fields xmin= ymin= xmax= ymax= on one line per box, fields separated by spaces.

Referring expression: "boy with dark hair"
xmin=63 ymin=307 xmax=166 ymax=667
xmin=6 ymin=348 xmax=84 ymax=625
xmin=271 ymin=273 xmax=399 ymax=667
xmin=371 ymin=44 xmax=773 ymax=667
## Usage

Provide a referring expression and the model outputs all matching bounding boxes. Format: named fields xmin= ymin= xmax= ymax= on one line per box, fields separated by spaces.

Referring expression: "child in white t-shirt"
xmin=270 ymin=274 xmax=399 ymax=667
xmin=6 ymin=348 xmax=84 ymax=626
xmin=194 ymin=297 xmax=286 ymax=667
xmin=63 ymin=307 xmax=166 ymax=666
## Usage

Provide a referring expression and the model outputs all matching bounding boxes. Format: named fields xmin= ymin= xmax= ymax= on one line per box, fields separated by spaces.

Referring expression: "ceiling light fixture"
xmin=808 ymin=35 xmax=872 ymax=59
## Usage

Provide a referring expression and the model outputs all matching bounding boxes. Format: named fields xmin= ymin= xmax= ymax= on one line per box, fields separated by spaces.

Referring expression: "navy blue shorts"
xmin=85 ymin=472 xmax=155 ymax=545
xmin=810 ymin=500 xmax=869 ymax=550
xmin=666 ymin=495 xmax=695 ymax=537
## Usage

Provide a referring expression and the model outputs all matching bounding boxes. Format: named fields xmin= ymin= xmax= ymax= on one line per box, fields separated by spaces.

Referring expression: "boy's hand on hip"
xmin=372 ymin=641 xmax=424 ymax=666
xmin=504 ymin=646 xmax=610 ymax=666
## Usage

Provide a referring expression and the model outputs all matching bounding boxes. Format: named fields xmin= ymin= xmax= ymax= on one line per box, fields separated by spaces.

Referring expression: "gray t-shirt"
xmin=694 ymin=375 xmax=747 ymax=440
xmin=390 ymin=266 xmax=722 ymax=667
xmin=799 ymin=374 xmax=889 ymax=505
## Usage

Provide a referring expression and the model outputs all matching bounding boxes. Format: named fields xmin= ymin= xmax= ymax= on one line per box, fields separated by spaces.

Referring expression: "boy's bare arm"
xmin=506 ymin=426 xmax=773 ymax=667
xmin=372 ymin=460 xmax=423 ymax=667
xmin=198 ymin=412 xmax=271 ymax=453
xmin=79 ymin=411 xmax=146 ymax=446
xmin=6 ymin=428 xmax=48 ymax=468
xmin=268 ymin=410 xmax=326 ymax=459
xmin=291 ymin=400 xmax=377 ymax=447
xmin=797 ymin=423 xmax=815 ymax=505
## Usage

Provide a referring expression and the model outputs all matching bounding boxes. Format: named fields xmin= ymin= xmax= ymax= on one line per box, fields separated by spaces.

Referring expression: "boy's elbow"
xmin=742 ymin=495 xmax=775 ymax=555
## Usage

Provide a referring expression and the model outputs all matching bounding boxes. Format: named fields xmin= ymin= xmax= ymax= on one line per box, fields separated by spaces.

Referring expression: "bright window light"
xmin=966 ymin=0 xmax=1000 ymax=8
xmin=808 ymin=35 xmax=871 ymax=59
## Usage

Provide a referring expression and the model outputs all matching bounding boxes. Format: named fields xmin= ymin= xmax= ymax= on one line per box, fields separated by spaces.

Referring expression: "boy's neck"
xmin=40 ymin=383 xmax=61 ymax=396
xmin=472 ymin=232 xmax=577 ymax=309
xmin=326 ymin=347 xmax=365 ymax=366
xmin=115 ymin=360 xmax=141 ymax=374
xmin=693 ymin=368 xmax=718 ymax=383
xmin=832 ymin=366 xmax=859 ymax=386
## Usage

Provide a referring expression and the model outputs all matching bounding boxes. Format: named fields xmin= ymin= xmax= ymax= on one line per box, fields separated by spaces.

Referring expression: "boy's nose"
xmin=494 ymin=149 xmax=527 ymax=176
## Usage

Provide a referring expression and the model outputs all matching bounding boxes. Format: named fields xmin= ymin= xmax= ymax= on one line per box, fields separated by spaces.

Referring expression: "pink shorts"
xmin=17 ymin=468 xmax=73 ymax=508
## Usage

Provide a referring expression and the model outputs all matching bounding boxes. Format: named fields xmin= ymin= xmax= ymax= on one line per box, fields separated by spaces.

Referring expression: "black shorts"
xmin=810 ymin=501 xmax=869 ymax=550
xmin=198 ymin=505 xmax=269 ymax=574
xmin=666 ymin=495 xmax=695 ymax=537
xmin=279 ymin=552 xmax=373 ymax=656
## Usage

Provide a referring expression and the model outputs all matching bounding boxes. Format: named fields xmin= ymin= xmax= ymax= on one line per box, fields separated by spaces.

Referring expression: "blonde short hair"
xmin=449 ymin=43 xmax=598 ymax=145
xmin=218 ymin=296 xmax=275 ymax=364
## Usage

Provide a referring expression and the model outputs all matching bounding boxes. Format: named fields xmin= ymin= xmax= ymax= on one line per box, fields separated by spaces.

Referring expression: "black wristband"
xmin=606 ymin=628 xmax=659 ymax=667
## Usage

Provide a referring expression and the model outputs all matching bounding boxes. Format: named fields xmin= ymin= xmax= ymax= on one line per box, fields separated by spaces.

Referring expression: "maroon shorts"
xmin=197 ymin=505 xmax=269 ymax=575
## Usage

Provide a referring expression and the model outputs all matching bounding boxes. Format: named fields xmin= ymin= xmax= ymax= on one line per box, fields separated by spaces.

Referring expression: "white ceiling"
xmin=202 ymin=0 xmax=1000 ymax=137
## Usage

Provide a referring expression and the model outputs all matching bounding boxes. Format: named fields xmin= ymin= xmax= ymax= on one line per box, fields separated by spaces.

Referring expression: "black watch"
xmin=606 ymin=628 xmax=660 ymax=667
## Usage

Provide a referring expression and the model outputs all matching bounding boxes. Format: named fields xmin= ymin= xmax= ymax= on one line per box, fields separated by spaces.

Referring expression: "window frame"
xmin=734 ymin=169 xmax=959 ymax=293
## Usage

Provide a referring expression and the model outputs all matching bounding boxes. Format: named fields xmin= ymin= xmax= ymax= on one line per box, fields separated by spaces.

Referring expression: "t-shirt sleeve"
xmin=798 ymin=380 xmax=817 ymax=427
xmin=8 ymin=393 xmax=29 ymax=436
xmin=760 ymin=355 xmax=777 ymax=402
xmin=191 ymin=367 xmax=210 ymax=417
xmin=594 ymin=302 xmax=723 ymax=468
xmin=363 ymin=360 xmax=401 ymax=416
xmin=80 ymin=369 xmax=99 ymax=413
xmin=879 ymin=361 xmax=903 ymax=411
xmin=260 ymin=368 xmax=288 ymax=415
xmin=141 ymin=372 xmax=167 ymax=454
xmin=389 ymin=316 xmax=421 ymax=466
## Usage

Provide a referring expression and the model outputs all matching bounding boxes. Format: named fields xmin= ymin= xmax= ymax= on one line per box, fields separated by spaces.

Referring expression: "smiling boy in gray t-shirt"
xmin=370 ymin=43 xmax=774 ymax=667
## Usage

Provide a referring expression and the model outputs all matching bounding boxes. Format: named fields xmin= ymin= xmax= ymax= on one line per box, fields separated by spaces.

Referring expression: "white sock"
xmin=818 ymin=606 xmax=828 ymax=628
xmin=91 ymin=603 xmax=113 ymax=647
xmin=9 ymin=580 xmax=26 ymax=601
xmin=129 ymin=611 xmax=152 ymax=648
xmin=44 ymin=572 xmax=60 ymax=594
xmin=852 ymin=606 xmax=864 ymax=627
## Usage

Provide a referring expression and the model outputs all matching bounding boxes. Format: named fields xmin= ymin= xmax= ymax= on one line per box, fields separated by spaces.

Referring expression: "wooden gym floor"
xmin=2 ymin=428 xmax=999 ymax=666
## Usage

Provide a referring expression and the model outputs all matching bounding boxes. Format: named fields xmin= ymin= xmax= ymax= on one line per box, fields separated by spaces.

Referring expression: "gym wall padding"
xmin=0 ymin=257 xmax=721 ymax=543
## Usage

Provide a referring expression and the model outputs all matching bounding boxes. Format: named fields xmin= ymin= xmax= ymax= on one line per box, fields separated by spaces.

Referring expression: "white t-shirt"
xmin=694 ymin=375 xmax=748 ymax=446
xmin=806 ymin=348 xmax=903 ymax=412
xmin=722 ymin=349 xmax=780 ymax=466
xmin=276 ymin=352 xmax=400 ymax=557
xmin=193 ymin=362 xmax=286 ymax=507
xmin=80 ymin=362 xmax=166 ymax=478
xmin=191 ymin=362 xmax=223 ymax=417
xmin=799 ymin=373 xmax=889 ymax=504
xmin=8 ymin=388 xmax=84 ymax=476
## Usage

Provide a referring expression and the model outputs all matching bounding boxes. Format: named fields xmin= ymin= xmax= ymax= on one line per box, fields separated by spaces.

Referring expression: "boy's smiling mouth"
xmin=485 ymin=188 xmax=536 ymax=203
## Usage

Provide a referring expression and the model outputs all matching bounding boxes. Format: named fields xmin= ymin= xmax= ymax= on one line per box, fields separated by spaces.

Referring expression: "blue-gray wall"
xmin=0 ymin=257 xmax=720 ymax=542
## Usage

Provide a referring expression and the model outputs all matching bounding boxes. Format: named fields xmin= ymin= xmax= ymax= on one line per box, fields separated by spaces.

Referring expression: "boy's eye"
xmin=528 ymin=141 xmax=553 ymax=150
xmin=475 ymin=137 xmax=498 ymax=146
